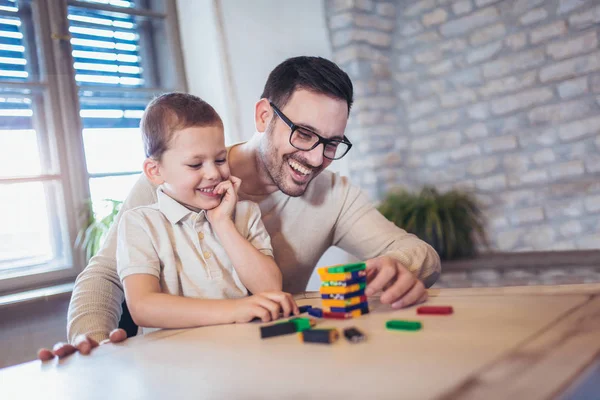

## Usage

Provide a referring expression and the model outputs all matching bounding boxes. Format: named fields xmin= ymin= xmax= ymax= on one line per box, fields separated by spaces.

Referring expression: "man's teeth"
xmin=288 ymin=160 xmax=311 ymax=175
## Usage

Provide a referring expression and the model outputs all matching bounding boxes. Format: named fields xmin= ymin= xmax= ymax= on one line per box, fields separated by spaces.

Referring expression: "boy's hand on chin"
xmin=207 ymin=176 xmax=241 ymax=225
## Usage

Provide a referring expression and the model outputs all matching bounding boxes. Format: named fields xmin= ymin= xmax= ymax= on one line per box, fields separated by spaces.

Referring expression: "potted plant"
xmin=76 ymin=199 xmax=123 ymax=261
xmin=378 ymin=186 xmax=488 ymax=260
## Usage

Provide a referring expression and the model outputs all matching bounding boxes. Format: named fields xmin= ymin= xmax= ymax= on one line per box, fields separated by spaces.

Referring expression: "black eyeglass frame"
xmin=269 ymin=102 xmax=352 ymax=160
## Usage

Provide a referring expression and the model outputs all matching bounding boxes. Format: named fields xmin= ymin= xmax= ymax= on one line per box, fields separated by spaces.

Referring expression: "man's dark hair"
xmin=261 ymin=56 xmax=354 ymax=114
xmin=140 ymin=92 xmax=222 ymax=160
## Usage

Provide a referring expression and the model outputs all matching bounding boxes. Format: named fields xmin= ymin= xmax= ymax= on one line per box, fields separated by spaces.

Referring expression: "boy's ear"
xmin=143 ymin=158 xmax=164 ymax=185
xmin=254 ymin=98 xmax=273 ymax=134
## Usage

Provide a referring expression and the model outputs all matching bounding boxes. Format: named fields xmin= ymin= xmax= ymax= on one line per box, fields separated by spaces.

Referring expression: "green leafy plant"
xmin=378 ymin=186 xmax=488 ymax=260
xmin=76 ymin=199 xmax=123 ymax=261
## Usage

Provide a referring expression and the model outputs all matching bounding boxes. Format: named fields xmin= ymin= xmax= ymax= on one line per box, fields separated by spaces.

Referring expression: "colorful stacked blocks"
xmin=318 ymin=262 xmax=369 ymax=319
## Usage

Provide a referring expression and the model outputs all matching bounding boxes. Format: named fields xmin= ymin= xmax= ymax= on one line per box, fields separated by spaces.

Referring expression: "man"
xmin=39 ymin=56 xmax=440 ymax=360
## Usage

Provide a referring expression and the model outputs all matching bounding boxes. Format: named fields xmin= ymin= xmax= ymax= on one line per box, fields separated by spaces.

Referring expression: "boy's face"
xmin=257 ymin=89 xmax=349 ymax=197
xmin=152 ymin=124 xmax=230 ymax=211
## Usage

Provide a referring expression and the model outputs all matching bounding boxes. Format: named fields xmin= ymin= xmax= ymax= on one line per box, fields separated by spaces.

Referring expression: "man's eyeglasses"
xmin=270 ymin=102 xmax=352 ymax=160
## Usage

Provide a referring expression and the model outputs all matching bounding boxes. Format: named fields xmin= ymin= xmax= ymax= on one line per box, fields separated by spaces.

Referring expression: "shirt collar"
xmin=157 ymin=187 xmax=206 ymax=224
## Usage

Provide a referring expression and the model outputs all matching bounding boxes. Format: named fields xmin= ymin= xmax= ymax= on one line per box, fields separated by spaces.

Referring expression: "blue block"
xmin=329 ymin=303 xmax=369 ymax=313
xmin=321 ymin=289 xmax=366 ymax=300
xmin=298 ymin=305 xmax=312 ymax=313
xmin=308 ymin=307 xmax=323 ymax=318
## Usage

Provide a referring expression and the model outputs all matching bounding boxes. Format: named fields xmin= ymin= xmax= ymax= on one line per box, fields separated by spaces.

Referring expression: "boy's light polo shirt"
xmin=117 ymin=188 xmax=273 ymax=300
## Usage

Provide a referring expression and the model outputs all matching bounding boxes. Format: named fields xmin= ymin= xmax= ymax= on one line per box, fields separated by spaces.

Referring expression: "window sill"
xmin=0 ymin=282 xmax=73 ymax=309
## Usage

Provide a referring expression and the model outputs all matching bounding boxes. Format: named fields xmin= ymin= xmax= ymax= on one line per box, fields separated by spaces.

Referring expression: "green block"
xmin=326 ymin=262 xmax=366 ymax=274
xmin=287 ymin=317 xmax=313 ymax=332
xmin=386 ymin=320 xmax=422 ymax=331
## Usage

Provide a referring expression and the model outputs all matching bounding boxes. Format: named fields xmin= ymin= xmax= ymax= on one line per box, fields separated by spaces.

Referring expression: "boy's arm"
xmin=123 ymin=275 xmax=241 ymax=328
xmin=213 ymin=202 xmax=282 ymax=294
xmin=117 ymin=213 xmax=239 ymax=327
xmin=67 ymin=175 xmax=158 ymax=343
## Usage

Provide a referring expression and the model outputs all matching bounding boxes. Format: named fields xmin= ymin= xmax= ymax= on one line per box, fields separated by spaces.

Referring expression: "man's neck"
xmin=229 ymin=135 xmax=280 ymax=197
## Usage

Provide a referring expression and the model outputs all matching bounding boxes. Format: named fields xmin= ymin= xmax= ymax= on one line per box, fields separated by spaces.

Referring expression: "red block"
xmin=417 ymin=306 xmax=453 ymax=315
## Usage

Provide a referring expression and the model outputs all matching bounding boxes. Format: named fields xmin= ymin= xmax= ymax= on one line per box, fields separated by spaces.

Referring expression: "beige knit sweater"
xmin=68 ymin=171 xmax=441 ymax=342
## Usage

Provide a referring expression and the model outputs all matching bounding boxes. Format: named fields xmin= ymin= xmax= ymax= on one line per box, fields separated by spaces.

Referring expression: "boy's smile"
xmin=147 ymin=124 xmax=230 ymax=211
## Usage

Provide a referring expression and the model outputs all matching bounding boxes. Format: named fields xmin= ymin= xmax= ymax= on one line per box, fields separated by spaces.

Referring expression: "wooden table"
xmin=1 ymin=284 xmax=599 ymax=400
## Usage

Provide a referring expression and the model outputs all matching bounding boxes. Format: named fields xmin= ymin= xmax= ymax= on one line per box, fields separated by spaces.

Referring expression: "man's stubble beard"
xmin=258 ymin=121 xmax=314 ymax=198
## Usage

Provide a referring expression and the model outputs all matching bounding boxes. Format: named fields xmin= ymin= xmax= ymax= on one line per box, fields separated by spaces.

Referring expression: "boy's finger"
xmin=277 ymin=295 xmax=292 ymax=317
xmin=289 ymin=294 xmax=300 ymax=315
xmin=257 ymin=297 xmax=281 ymax=320
xmin=218 ymin=181 xmax=233 ymax=196
xmin=230 ymin=176 xmax=242 ymax=193
xmin=254 ymin=305 xmax=271 ymax=322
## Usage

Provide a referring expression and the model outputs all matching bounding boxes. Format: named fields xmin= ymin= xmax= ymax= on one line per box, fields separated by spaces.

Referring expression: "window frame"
xmin=0 ymin=0 xmax=187 ymax=295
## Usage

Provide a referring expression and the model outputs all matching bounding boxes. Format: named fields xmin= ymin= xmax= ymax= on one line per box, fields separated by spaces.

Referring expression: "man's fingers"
xmin=37 ymin=348 xmax=54 ymax=361
xmin=365 ymin=263 xmax=397 ymax=296
xmin=391 ymin=280 xmax=426 ymax=309
xmin=73 ymin=335 xmax=98 ymax=355
xmin=109 ymin=328 xmax=128 ymax=343
xmin=417 ymin=290 xmax=429 ymax=305
xmin=52 ymin=342 xmax=77 ymax=359
xmin=380 ymin=269 xmax=415 ymax=305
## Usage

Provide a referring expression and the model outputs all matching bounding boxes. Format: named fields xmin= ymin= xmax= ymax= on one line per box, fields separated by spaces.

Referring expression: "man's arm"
xmin=67 ymin=175 xmax=158 ymax=343
xmin=331 ymin=175 xmax=441 ymax=290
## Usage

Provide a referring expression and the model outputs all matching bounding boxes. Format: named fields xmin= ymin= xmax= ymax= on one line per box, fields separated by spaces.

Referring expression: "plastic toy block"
xmin=322 ymin=295 xmax=367 ymax=308
xmin=321 ymin=277 xmax=367 ymax=287
xmin=386 ymin=320 xmax=422 ymax=331
xmin=323 ymin=308 xmax=369 ymax=320
xmin=308 ymin=307 xmax=323 ymax=318
xmin=343 ymin=327 xmax=366 ymax=343
xmin=260 ymin=322 xmax=297 ymax=338
xmin=299 ymin=329 xmax=339 ymax=344
xmin=318 ymin=270 xmax=367 ymax=281
xmin=318 ymin=262 xmax=366 ymax=275
xmin=323 ymin=303 xmax=369 ymax=314
xmin=287 ymin=317 xmax=316 ymax=332
xmin=319 ymin=282 xmax=367 ymax=295
xmin=321 ymin=289 xmax=365 ymax=300
xmin=417 ymin=306 xmax=453 ymax=315
xmin=298 ymin=305 xmax=313 ymax=314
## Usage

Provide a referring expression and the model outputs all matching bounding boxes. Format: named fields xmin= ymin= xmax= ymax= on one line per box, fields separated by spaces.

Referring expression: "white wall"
xmin=219 ymin=0 xmax=333 ymax=141
xmin=176 ymin=0 xmax=353 ymax=290
xmin=176 ymin=0 xmax=234 ymax=139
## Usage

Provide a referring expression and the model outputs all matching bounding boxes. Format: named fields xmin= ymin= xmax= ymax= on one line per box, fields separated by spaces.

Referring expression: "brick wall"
xmin=325 ymin=0 xmax=600 ymax=253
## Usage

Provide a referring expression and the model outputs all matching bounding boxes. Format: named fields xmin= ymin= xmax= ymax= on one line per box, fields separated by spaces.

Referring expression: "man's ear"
xmin=143 ymin=158 xmax=164 ymax=185
xmin=254 ymin=98 xmax=273 ymax=134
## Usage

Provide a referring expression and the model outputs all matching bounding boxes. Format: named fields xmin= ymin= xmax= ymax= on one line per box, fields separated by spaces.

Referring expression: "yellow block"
xmin=319 ymin=283 xmax=365 ymax=294
xmin=317 ymin=270 xmax=367 ymax=281
xmin=322 ymin=296 xmax=366 ymax=307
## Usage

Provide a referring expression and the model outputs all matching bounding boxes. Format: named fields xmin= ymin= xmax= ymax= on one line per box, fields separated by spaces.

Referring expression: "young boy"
xmin=116 ymin=93 xmax=298 ymax=333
